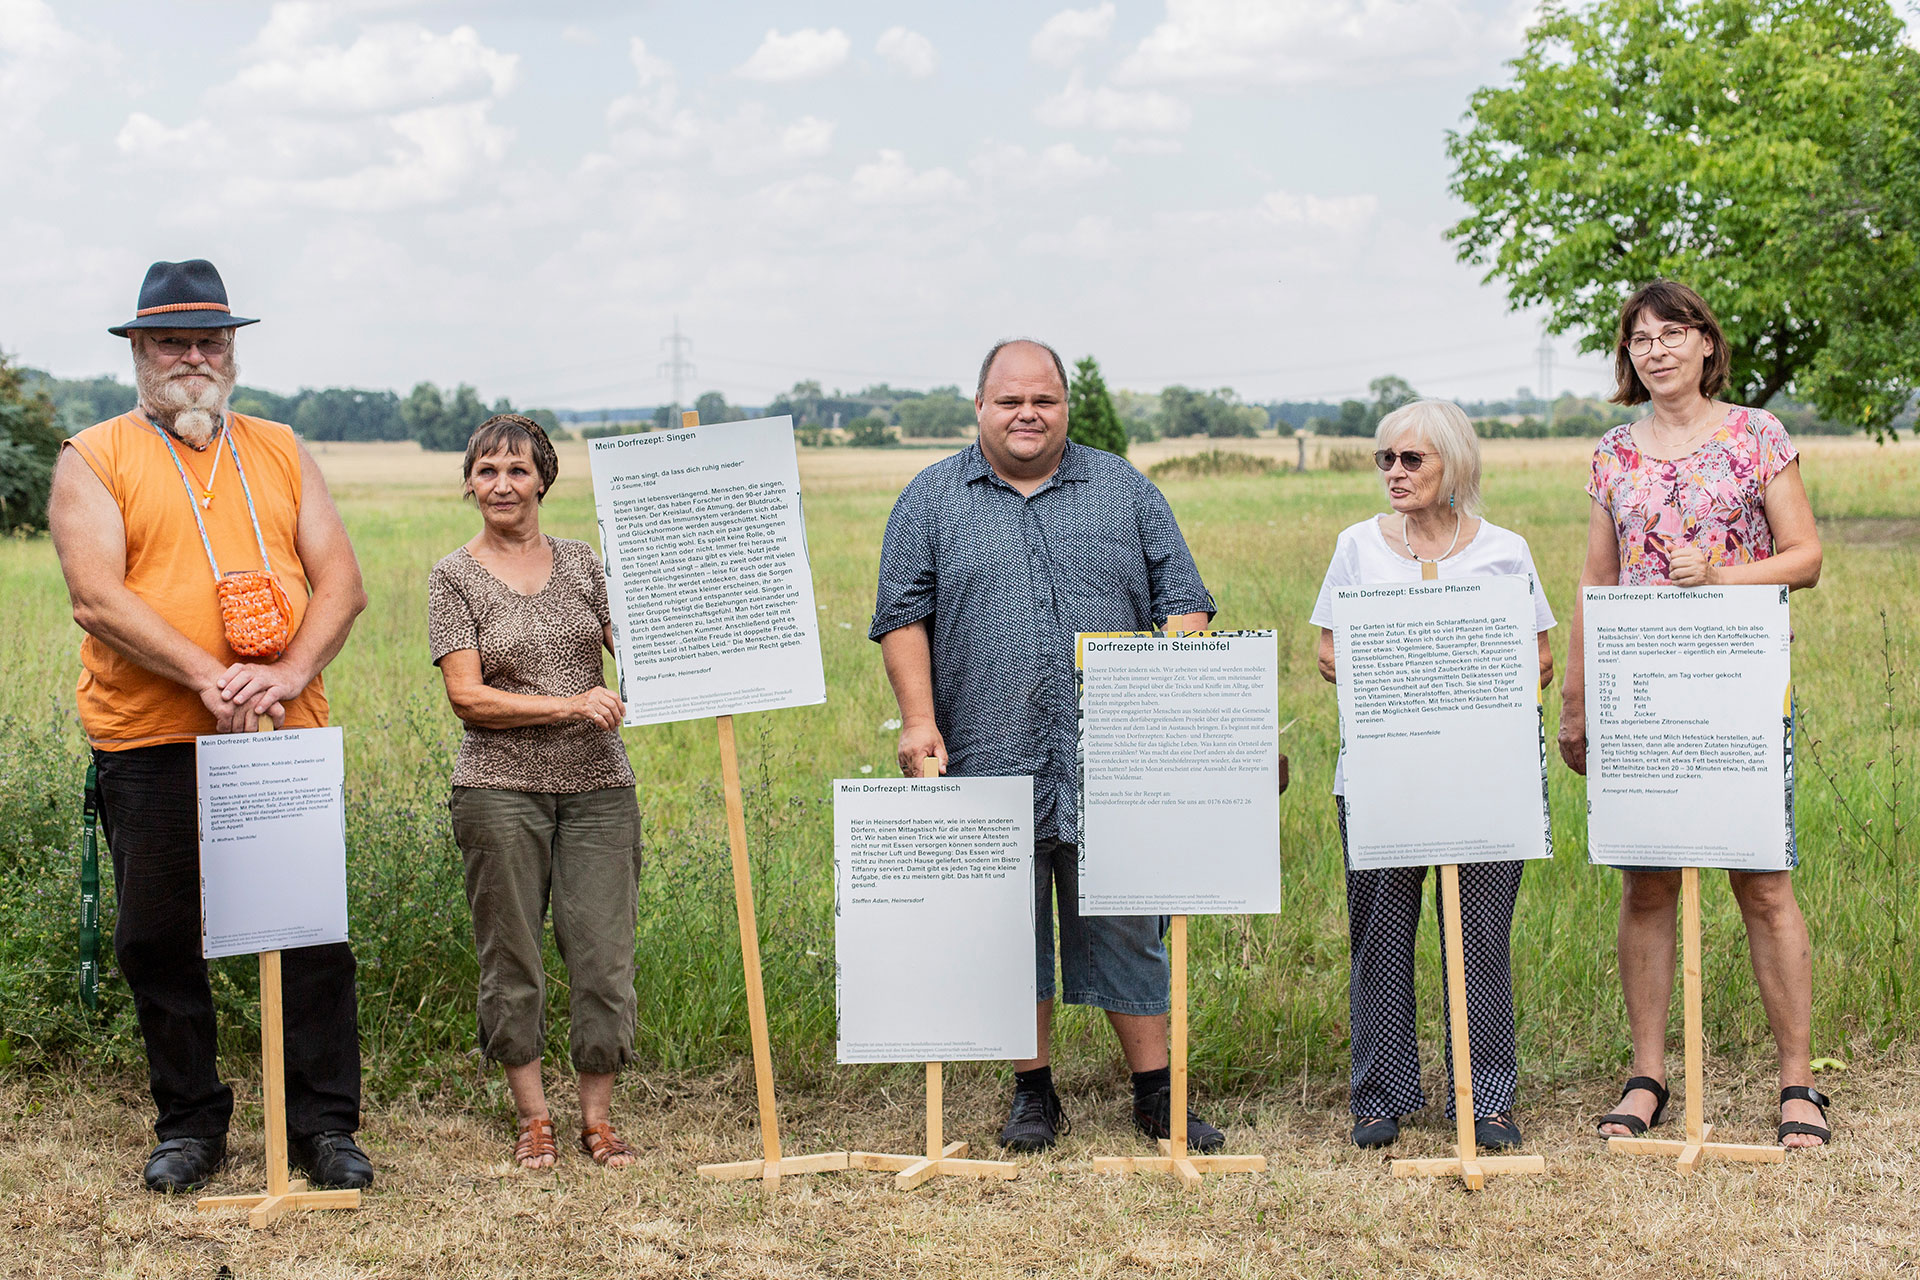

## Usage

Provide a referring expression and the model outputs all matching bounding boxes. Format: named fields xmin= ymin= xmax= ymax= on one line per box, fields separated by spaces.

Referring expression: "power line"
xmin=657 ymin=317 xmax=695 ymax=410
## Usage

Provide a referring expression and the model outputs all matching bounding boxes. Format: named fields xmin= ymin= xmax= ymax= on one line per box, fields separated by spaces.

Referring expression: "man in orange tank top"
xmin=48 ymin=261 xmax=374 ymax=1195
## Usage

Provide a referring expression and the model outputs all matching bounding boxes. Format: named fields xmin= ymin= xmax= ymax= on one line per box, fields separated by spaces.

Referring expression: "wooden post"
xmin=1090 ymin=630 xmax=1265 ymax=1185
xmin=847 ymin=760 xmax=1018 ymax=1190
xmin=1606 ymin=866 xmax=1784 ymax=1173
xmin=196 ymin=950 xmax=362 ymax=1227
xmin=690 ymin=410 xmax=847 ymax=1185
xmin=198 ymin=717 xmax=361 ymax=1228
xmin=1390 ymin=864 xmax=1544 ymax=1188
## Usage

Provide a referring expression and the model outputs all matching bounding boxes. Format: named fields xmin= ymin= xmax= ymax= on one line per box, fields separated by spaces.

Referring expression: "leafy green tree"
xmin=1369 ymin=375 xmax=1418 ymax=421
xmin=1448 ymin=0 xmax=1920 ymax=436
xmin=895 ymin=391 xmax=975 ymax=438
xmin=0 ymin=351 xmax=62 ymax=532
xmin=1334 ymin=400 xmax=1371 ymax=436
xmin=694 ymin=390 xmax=745 ymax=424
xmin=844 ymin=415 xmax=897 ymax=447
xmin=401 ymin=382 xmax=448 ymax=448
xmin=1066 ymin=356 xmax=1128 ymax=457
xmin=292 ymin=388 xmax=406 ymax=441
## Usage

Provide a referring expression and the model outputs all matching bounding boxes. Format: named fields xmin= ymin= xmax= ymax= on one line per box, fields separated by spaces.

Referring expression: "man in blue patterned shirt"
xmin=870 ymin=338 xmax=1223 ymax=1153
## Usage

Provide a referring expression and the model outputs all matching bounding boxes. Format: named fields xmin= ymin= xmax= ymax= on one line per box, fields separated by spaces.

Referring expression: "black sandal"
xmin=1596 ymin=1075 xmax=1670 ymax=1138
xmin=1778 ymin=1085 xmax=1832 ymax=1147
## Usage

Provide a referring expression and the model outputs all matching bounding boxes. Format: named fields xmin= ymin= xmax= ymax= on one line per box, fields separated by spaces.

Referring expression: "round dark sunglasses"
xmin=1373 ymin=449 xmax=1428 ymax=472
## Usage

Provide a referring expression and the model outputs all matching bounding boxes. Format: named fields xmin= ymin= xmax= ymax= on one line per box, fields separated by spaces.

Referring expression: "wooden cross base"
xmin=1094 ymin=1138 xmax=1267 ymax=1187
xmin=694 ymin=704 xmax=849 ymax=1187
xmin=1087 ymin=917 xmax=1267 ymax=1186
xmin=197 ymin=1181 xmax=361 ymax=1229
xmin=697 ymin=1151 xmax=851 ymax=1183
xmin=847 ymin=1061 xmax=1017 ymax=1191
xmin=1392 ymin=863 xmax=1547 ymax=1191
xmin=851 ymin=1141 xmax=1017 ymax=1191
xmin=195 ymin=949 xmax=366 ymax=1230
xmin=1391 ymin=1153 xmax=1544 ymax=1190
xmin=1607 ymin=868 xmax=1786 ymax=1178
xmin=1607 ymin=1125 xmax=1783 ymax=1175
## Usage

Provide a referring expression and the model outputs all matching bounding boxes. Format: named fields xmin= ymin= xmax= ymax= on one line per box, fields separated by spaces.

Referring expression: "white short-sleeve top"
xmin=1310 ymin=515 xmax=1556 ymax=795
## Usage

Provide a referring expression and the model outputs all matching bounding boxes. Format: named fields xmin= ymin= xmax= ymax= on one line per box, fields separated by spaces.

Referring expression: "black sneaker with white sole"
xmin=1000 ymin=1085 xmax=1070 ymax=1153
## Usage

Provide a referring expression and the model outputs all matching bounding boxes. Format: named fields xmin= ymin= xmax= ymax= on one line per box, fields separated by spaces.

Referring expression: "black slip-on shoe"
xmin=289 ymin=1130 xmax=374 ymax=1190
xmin=1474 ymin=1111 xmax=1523 ymax=1150
xmin=999 ymin=1086 xmax=1070 ymax=1153
xmin=1131 ymin=1086 xmax=1226 ymax=1153
xmin=1351 ymin=1116 xmax=1401 ymax=1149
xmin=144 ymin=1135 xmax=227 ymax=1193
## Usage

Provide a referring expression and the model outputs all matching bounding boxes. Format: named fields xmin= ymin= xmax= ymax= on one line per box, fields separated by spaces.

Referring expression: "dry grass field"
xmin=4 ymin=1051 xmax=1914 ymax=1279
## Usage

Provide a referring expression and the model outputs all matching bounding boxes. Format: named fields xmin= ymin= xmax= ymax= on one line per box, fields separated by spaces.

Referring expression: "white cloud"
xmin=225 ymin=12 xmax=518 ymax=114
xmin=112 ymin=7 xmax=520 ymax=215
xmin=1113 ymin=136 xmax=1184 ymax=155
xmin=601 ymin=41 xmax=835 ymax=177
xmin=735 ymin=27 xmax=850 ymax=82
xmin=1036 ymin=71 xmax=1191 ymax=132
xmin=1031 ymin=4 xmax=1117 ymax=67
xmin=876 ymin=26 xmax=936 ymax=78
xmin=849 ymin=150 xmax=967 ymax=205
xmin=973 ymin=141 xmax=1113 ymax=182
xmin=1 ymin=0 xmax=105 ymax=126
xmin=1116 ymin=0 xmax=1496 ymax=87
xmin=1259 ymin=190 xmax=1379 ymax=234
xmin=1019 ymin=214 xmax=1127 ymax=259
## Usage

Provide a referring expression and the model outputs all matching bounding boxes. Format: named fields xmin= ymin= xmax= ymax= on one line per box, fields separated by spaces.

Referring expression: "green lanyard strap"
xmin=79 ymin=762 xmax=100 ymax=1012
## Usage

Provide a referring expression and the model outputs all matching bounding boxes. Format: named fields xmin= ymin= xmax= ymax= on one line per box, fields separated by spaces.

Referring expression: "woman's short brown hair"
xmin=1611 ymin=280 xmax=1732 ymax=406
xmin=462 ymin=414 xmax=559 ymax=500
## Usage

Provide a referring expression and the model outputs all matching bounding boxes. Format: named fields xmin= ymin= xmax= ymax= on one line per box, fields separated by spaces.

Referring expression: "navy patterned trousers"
xmin=1336 ymin=798 xmax=1523 ymax=1120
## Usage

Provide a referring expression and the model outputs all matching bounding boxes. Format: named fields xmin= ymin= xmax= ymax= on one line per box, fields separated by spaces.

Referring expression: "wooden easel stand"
xmin=1389 ymin=863 xmax=1545 ymax=1189
xmin=196 ymin=950 xmax=362 ymax=1227
xmin=1092 ymin=915 xmax=1267 ymax=1185
xmin=687 ymin=412 xmax=846 ymax=1185
xmin=850 ymin=1061 xmax=1019 ymax=1190
xmin=847 ymin=760 xmax=1016 ymax=1189
xmin=1606 ymin=865 xmax=1784 ymax=1174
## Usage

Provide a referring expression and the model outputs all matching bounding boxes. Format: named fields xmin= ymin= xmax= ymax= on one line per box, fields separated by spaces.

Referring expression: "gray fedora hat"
xmin=109 ymin=259 xmax=260 ymax=337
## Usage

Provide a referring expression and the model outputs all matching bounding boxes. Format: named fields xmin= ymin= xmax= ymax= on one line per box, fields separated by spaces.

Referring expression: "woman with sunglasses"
xmin=1310 ymin=399 xmax=1556 ymax=1151
xmin=1560 ymin=280 xmax=1828 ymax=1149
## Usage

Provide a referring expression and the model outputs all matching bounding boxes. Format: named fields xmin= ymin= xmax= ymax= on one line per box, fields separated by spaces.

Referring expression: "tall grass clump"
xmin=1147 ymin=450 xmax=1277 ymax=480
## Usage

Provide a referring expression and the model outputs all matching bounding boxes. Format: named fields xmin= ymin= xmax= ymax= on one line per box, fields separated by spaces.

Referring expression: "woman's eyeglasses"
xmin=1624 ymin=325 xmax=1691 ymax=357
xmin=1373 ymin=449 xmax=1428 ymax=472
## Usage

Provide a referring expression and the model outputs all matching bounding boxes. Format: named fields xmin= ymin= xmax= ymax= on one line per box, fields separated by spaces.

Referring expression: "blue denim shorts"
xmin=1033 ymin=837 xmax=1170 ymax=1015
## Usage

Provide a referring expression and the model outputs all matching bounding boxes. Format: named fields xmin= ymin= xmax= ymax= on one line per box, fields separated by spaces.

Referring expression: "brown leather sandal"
xmin=514 ymin=1115 xmax=557 ymax=1169
xmin=579 ymin=1122 xmax=636 ymax=1167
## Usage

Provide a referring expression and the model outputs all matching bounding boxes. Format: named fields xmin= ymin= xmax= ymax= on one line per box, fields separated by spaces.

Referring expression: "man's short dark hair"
xmin=976 ymin=338 xmax=1069 ymax=402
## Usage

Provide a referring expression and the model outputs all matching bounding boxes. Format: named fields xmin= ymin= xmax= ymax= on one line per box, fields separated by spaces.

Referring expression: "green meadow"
xmin=1 ymin=436 xmax=1915 ymax=1107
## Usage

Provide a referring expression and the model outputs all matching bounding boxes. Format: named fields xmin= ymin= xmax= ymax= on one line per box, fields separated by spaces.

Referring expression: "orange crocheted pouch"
xmin=217 ymin=570 xmax=293 ymax=660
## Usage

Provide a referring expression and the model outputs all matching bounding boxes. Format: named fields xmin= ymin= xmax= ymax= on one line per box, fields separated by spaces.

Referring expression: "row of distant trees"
xmin=23 ymin=368 xmax=561 ymax=453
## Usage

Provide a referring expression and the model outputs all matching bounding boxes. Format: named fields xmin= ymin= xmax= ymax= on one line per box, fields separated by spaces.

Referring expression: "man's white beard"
xmin=136 ymin=350 xmax=238 ymax=449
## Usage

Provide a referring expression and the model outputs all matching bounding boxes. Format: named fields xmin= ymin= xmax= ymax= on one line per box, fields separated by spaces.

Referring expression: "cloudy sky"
xmin=3 ymin=0 xmax=1818 ymax=410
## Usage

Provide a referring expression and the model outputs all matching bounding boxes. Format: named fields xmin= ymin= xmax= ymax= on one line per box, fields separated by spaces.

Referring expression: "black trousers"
xmin=95 ymin=744 xmax=362 ymax=1142
xmin=1336 ymin=798 xmax=1522 ymax=1120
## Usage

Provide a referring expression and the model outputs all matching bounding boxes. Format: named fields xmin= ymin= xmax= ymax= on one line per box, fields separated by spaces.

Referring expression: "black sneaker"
xmin=1132 ymin=1086 xmax=1226 ymax=1153
xmin=1000 ymin=1085 xmax=1070 ymax=1153
xmin=143 ymin=1135 xmax=227 ymax=1193
xmin=1351 ymin=1116 xmax=1401 ymax=1149
xmin=289 ymin=1130 xmax=375 ymax=1190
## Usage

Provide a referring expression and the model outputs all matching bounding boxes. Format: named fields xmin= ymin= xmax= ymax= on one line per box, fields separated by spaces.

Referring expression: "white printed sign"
xmin=1076 ymin=631 xmax=1282 ymax=915
xmin=1335 ymin=577 xmax=1551 ymax=869
xmin=196 ymin=727 xmax=349 ymax=959
xmin=834 ymin=777 xmax=1037 ymax=1064
xmin=1585 ymin=586 xmax=1793 ymax=870
xmin=588 ymin=416 xmax=826 ymax=726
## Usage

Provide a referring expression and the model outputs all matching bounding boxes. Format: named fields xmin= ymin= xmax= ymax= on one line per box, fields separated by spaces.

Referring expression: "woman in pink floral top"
xmin=1559 ymin=281 xmax=1828 ymax=1149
